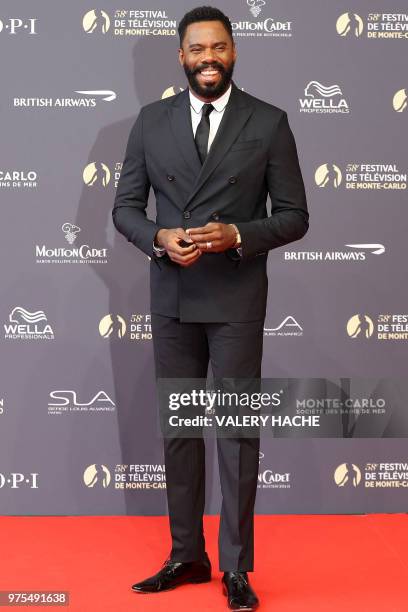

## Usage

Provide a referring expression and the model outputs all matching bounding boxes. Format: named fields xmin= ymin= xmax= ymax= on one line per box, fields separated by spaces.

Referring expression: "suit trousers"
xmin=151 ymin=312 xmax=264 ymax=571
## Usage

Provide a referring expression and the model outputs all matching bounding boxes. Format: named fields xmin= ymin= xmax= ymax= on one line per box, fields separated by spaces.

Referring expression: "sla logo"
xmin=0 ymin=18 xmax=37 ymax=34
xmin=83 ymin=464 xmax=111 ymax=488
xmin=247 ymin=0 xmax=266 ymax=18
xmin=99 ymin=314 xmax=127 ymax=339
xmin=299 ymin=81 xmax=350 ymax=114
xmin=346 ymin=314 xmax=374 ymax=339
xmin=315 ymin=163 xmax=342 ymax=188
xmin=334 ymin=463 xmax=362 ymax=487
xmin=48 ymin=391 xmax=115 ymax=415
xmin=264 ymin=316 xmax=303 ymax=337
xmin=336 ymin=12 xmax=364 ymax=37
xmin=0 ymin=472 xmax=39 ymax=488
xmin=83 ymin=10 xmax=110 ymax=33
xmin=4 ymin=306 xmax=54 ymax=340
xmin=83 ymin=162 xmax=111 ymax=187
xmin=393 ymin=89 xmax=407 ymax=113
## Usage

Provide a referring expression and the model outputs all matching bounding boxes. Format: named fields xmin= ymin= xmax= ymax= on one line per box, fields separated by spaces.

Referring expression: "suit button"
xmin=183 ymin=211 xmax=191 ymax=219
xmin=228 ymin=175 xmax=237 ymax=184
xmin=167 ymin=174 xmax=175 ymax=181
xmin=211 ymin=212 xmax=220 ymax=221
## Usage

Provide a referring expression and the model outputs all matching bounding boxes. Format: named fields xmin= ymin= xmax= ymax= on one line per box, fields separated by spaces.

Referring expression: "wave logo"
xmin=393 ymin=88 xmax=407 ymax=113
xmin=4 ymin=306 xmax=54 ymax=340
xmin=247 ymin=0 xmax=266 ymax=18
xmin=83 ymin=10 xmax=110 ymax=34
xmin=299 ymin=81 xmax=350 ymax=113
xmin=336 ymin=12 xmax=364 ymax=37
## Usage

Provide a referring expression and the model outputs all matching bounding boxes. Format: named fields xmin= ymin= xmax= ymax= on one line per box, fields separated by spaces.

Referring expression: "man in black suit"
xmin=113 ymin=6 xmax=309 ymax=610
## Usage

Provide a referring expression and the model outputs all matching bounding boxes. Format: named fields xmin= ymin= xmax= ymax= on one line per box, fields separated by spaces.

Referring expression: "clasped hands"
xmin=155 ymin=223 xmax=237 ymax=267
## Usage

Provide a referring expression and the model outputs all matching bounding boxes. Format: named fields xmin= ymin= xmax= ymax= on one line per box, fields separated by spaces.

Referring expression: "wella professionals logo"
xmin=4 ymin=307 xmax=54 ymax=340
xmin=336 ymin=13 xmax=364 ymax=37
xmin=334 ymin=463 xmax=362 ymax=487
xmin=299 ymin=81 xmax=350 ymax=114
xmin=83 ymin=162 xmax=111 ymax=187
xmin=346 ymin=315 xmax=374 ymax=339
xmin=0 ymin=18 xmax=37 ymax=35
xmin=13 ymin=90 xmax=116 ymax=109
xmin=393 ymin=89 xmax=407 ymax=112
xmin=264 ymin=316 xmax=303 ymax=337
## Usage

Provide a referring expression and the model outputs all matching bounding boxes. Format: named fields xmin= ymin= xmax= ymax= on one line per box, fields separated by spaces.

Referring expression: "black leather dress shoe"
xmin=131 ymin=552 xmax=211 ymax=593
xmin=222 ymin=571 xmax=259 ymax=610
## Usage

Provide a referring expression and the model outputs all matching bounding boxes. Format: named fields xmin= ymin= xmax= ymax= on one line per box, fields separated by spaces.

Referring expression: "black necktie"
xmin=194 ymin=103 xmax=214 ymax=164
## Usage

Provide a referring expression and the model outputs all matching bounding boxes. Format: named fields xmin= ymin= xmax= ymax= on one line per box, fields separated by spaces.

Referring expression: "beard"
xmin=182 ymin=59 xmax=235 ymax=100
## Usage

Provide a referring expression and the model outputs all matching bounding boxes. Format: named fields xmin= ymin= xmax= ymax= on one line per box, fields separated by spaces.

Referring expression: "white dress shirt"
xmin=153 ymin=83 xmax=241 ymax=256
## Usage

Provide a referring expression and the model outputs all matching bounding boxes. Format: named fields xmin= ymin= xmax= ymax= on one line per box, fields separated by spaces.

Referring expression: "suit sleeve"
xmin=112 ymin=107 xmax=160 ymax=257
xmin=235 ymin=111 xmax=309 ymax=260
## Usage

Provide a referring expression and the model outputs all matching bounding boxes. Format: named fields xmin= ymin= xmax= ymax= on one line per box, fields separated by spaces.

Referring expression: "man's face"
xmin=178 ymin=20 xmax=237 ymax=100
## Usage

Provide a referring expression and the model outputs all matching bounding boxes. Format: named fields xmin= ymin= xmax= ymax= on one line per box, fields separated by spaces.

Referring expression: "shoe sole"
xmin=132 ymin=574 xmax=212 ymax=594
xmin=222 ymin=583 xmax=259 ymax=610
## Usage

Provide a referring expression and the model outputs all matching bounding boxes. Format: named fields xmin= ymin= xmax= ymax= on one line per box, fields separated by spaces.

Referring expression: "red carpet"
xmin=1 ymin=514 xmax=407 ymax=611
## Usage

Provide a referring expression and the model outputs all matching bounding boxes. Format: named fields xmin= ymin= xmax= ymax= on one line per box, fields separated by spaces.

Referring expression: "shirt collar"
xmin=189 ymin=82 xmax=232 ymax=114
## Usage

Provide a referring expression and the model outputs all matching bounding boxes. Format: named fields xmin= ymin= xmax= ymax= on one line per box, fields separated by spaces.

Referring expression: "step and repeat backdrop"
xmin=1 ymin=1 xmax=407 ymax=515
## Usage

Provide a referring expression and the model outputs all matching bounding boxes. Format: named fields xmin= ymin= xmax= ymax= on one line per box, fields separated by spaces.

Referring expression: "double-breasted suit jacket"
xmin=113 ymin=80 xmax=309 ymax=322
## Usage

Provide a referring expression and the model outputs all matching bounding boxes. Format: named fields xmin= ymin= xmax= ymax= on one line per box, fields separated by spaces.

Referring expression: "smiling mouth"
xmin=198 ymin=68 xmax=221 ymax=77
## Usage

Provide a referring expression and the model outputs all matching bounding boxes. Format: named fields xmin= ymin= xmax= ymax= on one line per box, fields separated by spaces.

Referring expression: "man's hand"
xmin=187 ymin=222 xmax=237 ymax=252
xmin=155 ymin=228 xmax=202 ymax=267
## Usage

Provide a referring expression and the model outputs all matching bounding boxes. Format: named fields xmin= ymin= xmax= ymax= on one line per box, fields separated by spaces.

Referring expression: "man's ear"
xmin=178 ymin=48 xmax=184 ymax=68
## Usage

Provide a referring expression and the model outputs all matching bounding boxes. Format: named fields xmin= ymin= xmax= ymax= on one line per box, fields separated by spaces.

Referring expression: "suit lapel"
xmin=167 ymin=88 xmax=202 ymax=183
xmin=167 ymin=81 xmax=254 ymax=212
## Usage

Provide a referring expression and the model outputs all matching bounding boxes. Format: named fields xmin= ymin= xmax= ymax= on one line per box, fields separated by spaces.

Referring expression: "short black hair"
xmin=178 ymin=5 xmax=233 ymax=47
